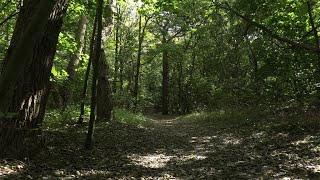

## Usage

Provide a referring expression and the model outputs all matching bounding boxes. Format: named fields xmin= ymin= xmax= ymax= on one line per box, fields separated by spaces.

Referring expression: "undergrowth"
xmin=44 ymin=106 xmax=149 ymax=130
xmin=114 ymin=108 xmax=149 ymax=125
xmin=182 ymin=108 xmax=266 ymax=125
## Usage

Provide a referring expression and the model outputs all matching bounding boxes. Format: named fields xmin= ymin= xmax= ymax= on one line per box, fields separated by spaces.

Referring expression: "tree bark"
xmin=85 ymin=0 xmax=103 ymax=150
xmin=0 ymin=0 xmax=69 ymax=158
xmin=133 ymin=15 xmax=150 ymax=110
xmin=97 ymin=50 xmax=113 ymax=121
xmin=162 ymin=35 xmax=169 ymax=115
xmin=119 ymin=45 xmax=124 ymax=94
xmin=112 ymin=5 xmax=121 ymax=93
xmin=96 ymin=0 xmax=114 ymax=121
xmin=78 ymin=17 xmax=97 ymax=124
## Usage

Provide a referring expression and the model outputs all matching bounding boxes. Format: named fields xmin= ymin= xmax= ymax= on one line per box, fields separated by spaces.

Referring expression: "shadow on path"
xmin=1 ymin=113 xmax=320 ymax=179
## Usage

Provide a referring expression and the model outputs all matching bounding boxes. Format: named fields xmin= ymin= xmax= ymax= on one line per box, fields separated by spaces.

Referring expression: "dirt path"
xmin=1 ymin=113 xmax=320 ymax=179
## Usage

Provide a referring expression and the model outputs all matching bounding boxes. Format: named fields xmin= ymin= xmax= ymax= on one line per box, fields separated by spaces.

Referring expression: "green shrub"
xmin=114 ymin=109 xmax=149 ymax=125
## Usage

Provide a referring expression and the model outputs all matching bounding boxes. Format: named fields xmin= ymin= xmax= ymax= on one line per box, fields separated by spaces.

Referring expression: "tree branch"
xmin=0 ymin=0 xmax=11 ymax=13
xmin=214 ymin=2 xmax=320 ymax=53
xmin=0 ymin=11 xmax=19 ymax=27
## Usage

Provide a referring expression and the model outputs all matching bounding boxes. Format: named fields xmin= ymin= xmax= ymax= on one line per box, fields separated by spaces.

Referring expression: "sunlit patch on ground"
xmin=306 ymin=164 xmax=320 ymax=173
xmin=251 ymin=131 xmax=267 ymax=139
xmin=292 ymin=135 xmax=315 ymax=145
xmin=222 ymin=135 xmax=242 ymax=145
xmin=0 ymin=160 xmax=26 ymax=177
xmin=128 ymin=152 xmax=207 ymax=169
xmin=189 ymin=136 xmax=217 ymax=145
xmin=128 ymin=153 xmax=175 ymax=168
xmin=271 ymin=151 xmax=300 ymax=160
xmin=4 ymin=112 xmax=320 ymax=179
xmin=179 ymin=154 xmax=207 ymax=161
xmin=77 ymin=169 xmax=112 ymax=177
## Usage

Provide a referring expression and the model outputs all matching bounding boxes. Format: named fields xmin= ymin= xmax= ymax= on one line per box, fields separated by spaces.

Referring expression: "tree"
xmin=0 ymin=0 xmax=69 ymax=158
xmin=62 ymin=14 xmax=88 ymax=110
xmin=133 ymin=15 xmax=150 ymax=110
xmin=85 ymin=0 xmax=104 ymax=150
xmin=97 ymin=0 xmax=114 ymax=121
xmin=78 ymin=16 xmax=97 ymax=124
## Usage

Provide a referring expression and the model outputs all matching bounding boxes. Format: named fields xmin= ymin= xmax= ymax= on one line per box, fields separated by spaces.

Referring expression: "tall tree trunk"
xmin=307 ymin=0 xmax=320 ymax=105
xmin=133 ymin=15 xmax=143 ymax=109
xmin=178 ymin=61 xmax=183 ymax=114
xmin=78 ymin=17 xmax=97 ymax=124
xmin=119 ymin=45 xmax=124 ymax=94
xmin=97 ymin=50 xmax=113 ymax=121
xmin=133 ymin=15 xmax=150 ymax=110
xmin=246 ymin=36 xmax=260 ymax=101
xmin=85 ymin=0 xmax=103 ymax=150
xmin=184 ymin=48 xmax=196 ymax=114
xmin=112 ymin=5 xmax=121 ymax=93
xmin=0 ymin=0 xmax=69 ymax=158
xmin=162 ymin=35 xmax=169 ymax=115
xmin=96 ymin=0 xmax=114 ymax=121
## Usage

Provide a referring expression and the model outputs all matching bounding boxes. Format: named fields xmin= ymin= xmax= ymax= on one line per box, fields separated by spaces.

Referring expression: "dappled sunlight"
xmin=0 ymin=160 xmax=26 ymax=178
xmin=306 ymin=164 xmax=320 ymax=173
xmin=5 ymin=111 xmax=320 ymax=179
xmin=271 ymin=150 xmax=300 ymax=161
xmin=190 ymin=136 xmax=215 ymax=144
xmin=128 ymin=151 xmax=207 ymax=168
xmin=251 ymin=131 xmax=267 ymax=139
xmin=76 ymin=169 xmax=112 ymax=177
xmin=292 ymin=135 xmax=315 ymax=145
xmin=189 ymin=134 xmax=242 ymax=148
xmin=128 ymin=153 xmax=174 ymax=168
xmin=222 ymin=134 xmax=242 ymax=145
xmin=179 ymin=154 xmax=207 ymax=161
xmin=128 ymin=152 xmax=208 ymax=170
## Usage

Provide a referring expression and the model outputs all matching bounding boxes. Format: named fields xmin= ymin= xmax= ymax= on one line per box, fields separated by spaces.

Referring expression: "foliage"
xmin=44 ymin=106 xmax=90 ymax=129
xmin=114 ymin=108 xmax=149 ymax=125
xmin=182 ymin=108 xmax=267 ymax=125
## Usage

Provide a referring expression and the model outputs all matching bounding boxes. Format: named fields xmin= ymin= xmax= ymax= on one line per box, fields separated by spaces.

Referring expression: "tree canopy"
xmin=0 ymin=0 xmax=320 ymax=179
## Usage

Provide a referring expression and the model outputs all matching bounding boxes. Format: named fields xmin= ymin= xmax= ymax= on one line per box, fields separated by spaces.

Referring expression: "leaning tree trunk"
xmin=0 ymin=0 xmax=69 ymax=158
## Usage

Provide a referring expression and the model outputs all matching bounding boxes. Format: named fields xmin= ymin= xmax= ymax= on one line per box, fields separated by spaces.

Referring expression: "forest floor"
xmin=1 ymin=111 xmax=320 ymax=179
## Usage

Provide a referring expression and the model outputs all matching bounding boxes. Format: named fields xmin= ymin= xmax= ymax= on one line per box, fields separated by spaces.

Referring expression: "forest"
xmin=0 ymin=0 xmax=320 ymax=179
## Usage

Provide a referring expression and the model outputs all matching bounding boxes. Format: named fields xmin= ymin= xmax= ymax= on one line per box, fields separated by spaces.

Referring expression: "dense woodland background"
xmin=0 ymin=0 xmax=320 ymax=179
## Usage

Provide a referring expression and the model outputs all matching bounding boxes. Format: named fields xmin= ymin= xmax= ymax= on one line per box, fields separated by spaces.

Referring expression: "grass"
xmin=44 ymin=106 xmax=150 ymax=130
xmin=114 ymin=108 xmax=149 ymax=125
xmin=44 ymin=107 xmax=80 ymax=129
xmin=182 ymin=108 xmax=266 ymax=125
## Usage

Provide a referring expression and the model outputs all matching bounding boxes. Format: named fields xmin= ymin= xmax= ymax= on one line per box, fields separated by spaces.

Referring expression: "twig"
xmin=0 ymin=11 xmax=19 ymax=27
xmin=0 ymin=0 xmax=11 ymax=13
